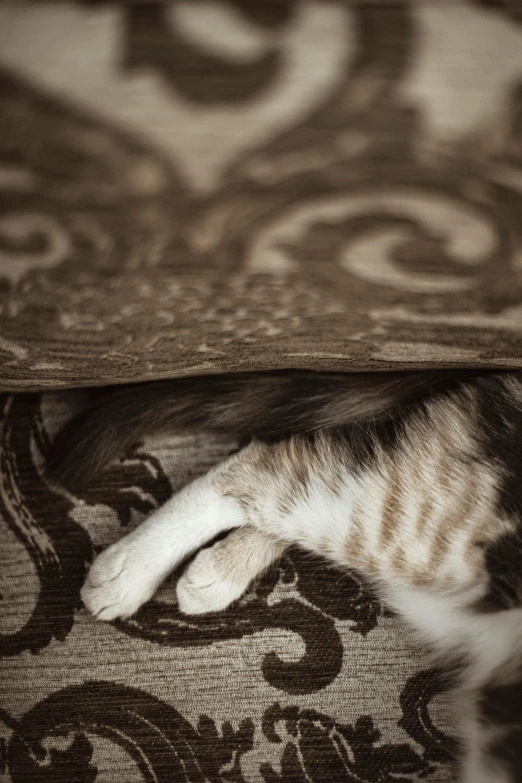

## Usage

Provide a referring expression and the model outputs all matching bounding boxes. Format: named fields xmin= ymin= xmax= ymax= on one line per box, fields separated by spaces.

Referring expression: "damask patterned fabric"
xmin=0 ymin=0 xmax=521 ymax=390
xmin=1 ymin=393 xmax=457 ymax=782
xmin=1 ymin=2 xmax=522 ymax=781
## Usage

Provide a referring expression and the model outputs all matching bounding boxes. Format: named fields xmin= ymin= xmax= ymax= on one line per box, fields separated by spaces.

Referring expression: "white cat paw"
xmin=176 ymin=547 xmax=245 ymax=615
xmin=81 ymin=542 xmax=156 ymax=621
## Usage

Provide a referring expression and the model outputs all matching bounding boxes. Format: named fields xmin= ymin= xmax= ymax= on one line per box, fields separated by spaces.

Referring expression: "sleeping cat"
xmin=48 ymin=370 xmax=522 ymax=783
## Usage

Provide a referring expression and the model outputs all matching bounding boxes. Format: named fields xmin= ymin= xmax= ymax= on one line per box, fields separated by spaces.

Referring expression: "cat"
xmin=48 ymin=369 xmax=522 ymax=783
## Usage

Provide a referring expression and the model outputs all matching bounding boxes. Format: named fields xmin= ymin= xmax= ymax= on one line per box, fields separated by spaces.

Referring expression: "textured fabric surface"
xmin=1 ymin=2 xmax=521 ymax=781
xmin=0 ymin=0 xmax=521 ymax=390
xmin=0 ymin=393 xmax=458 ymax=782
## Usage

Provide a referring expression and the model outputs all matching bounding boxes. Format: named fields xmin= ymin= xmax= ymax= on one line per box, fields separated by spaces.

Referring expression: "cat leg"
xmin=81 ymin=468 xmax=246 ymax=620
xmin=176 ymin=526 xmax=287 ymax=614
xmin=82 ymin=432 xmax=340 ymax=621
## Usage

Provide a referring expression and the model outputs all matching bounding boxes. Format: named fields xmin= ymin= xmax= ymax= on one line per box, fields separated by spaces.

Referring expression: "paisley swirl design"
xmin=71 ymin=513 xmax=379 ymax=693
xmin=112 ymin=547 xmax=380 ymax=695
xmin=246 ymin=185 xmax=507 ymax=298
xmin=0 ymin=213 xmax=72 ymax=286
xmin=0 ymin=1 xmax=520 ymax=388
xmin=260 ymin=703 xmax=438 ymax=782
xmin=0 ymin=681 xmax=455 ymax=783
xmin=0 ymin=395 xmax=91 ymax=657
xmin=76 ymin=445 xmax=173 ymax=528
xmin=399 ymin=670 xmax=459 ymax=767
xmin=1 ymin=2 xmax=518 ymax=780
xmin=3 ymin=682 xmax=255 ymax=783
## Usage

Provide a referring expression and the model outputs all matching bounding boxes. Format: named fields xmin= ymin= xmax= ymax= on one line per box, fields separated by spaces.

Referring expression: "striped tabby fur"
xmin=48 ymin=370 xmax=522 ymax=782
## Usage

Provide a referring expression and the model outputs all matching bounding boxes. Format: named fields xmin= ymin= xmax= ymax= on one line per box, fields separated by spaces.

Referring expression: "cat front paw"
xmin=176 ymin=546 xmax=245 ymax=615
xmin=81 ymin=542 xmax=156 ymax=621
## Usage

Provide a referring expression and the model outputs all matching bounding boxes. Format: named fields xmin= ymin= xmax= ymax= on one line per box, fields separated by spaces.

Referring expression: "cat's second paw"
xmin=176 ymin=546 xmax=246 ymax=615
xmin=82 ymin=542 xmax=156 ymax=621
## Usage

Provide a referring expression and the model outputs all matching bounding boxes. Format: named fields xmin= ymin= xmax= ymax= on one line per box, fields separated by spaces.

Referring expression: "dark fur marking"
xmin=47 ymin=369 xmax=478 ymax=491
xmin=474 ymin=378 xmax=522 ymax=611
xmin=480 ymin=678 xmax=522 ymax=779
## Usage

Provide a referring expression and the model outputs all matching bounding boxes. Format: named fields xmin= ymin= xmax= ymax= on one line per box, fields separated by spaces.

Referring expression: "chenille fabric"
xmin=1 ymin=2 xmax=521 ymax=780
